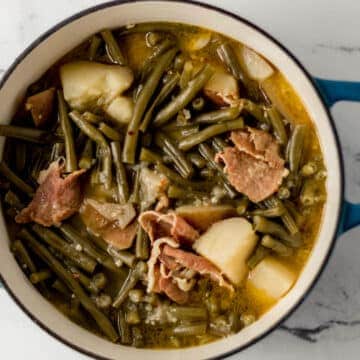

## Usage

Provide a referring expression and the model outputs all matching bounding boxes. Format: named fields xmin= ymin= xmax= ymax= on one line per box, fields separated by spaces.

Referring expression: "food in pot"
xmin=1 ymin=22 xmax=326 ymax=348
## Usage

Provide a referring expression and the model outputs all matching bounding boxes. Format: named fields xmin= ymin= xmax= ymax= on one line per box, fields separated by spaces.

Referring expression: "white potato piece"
xmin=193 ymin=217 xmax=258 ymax=285
xmin=248 ymin=256 xmax=296 ymax=300
xmin=185 ymin=32 xmax=212 ymax=52
xmin=105 ymin=96 xmax=134 ymax=124
xmin=237 ymin=45 xmax=274 ymax=81
xmin=204 ymin=71 xmax=239 ymax=106
xmin=60 ymin=61 xmax=133 ymax=110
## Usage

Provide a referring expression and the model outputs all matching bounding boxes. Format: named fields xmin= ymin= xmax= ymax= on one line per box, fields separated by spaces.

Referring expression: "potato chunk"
xmin=105 ymin=96 xmax=134 ymax=125
xmin=204 ymin=71 xmax=239 ymax=106
xmin=60 ymin=61 xmax=133 ymax=111
xmin=175 ymin=205 xmax=236 ymax=231
xmin=248 ymin=256 xmax=296 ymax=300
xmin=193 ymin=217 xmax=258 ymax=285
xmin=237 ymin=45 xmax=274 ymax=81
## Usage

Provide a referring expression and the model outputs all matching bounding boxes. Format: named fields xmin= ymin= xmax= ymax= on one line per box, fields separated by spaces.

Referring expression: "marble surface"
xmin=0 ymin=0 xmax=360 ymax=359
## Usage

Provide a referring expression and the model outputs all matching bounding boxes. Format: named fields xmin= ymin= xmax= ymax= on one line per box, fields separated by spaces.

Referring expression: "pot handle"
xmin=314 ymin=78 xmax=360 ymax=235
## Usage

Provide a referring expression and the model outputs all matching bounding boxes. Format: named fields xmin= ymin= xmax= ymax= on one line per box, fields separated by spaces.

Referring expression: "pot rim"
xmin=0 ymin=1 xmax=345 ymax=359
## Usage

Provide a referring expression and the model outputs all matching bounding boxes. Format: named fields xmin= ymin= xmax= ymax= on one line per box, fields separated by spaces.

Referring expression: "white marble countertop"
xmin=0 ymin=0 xmax=360 ymax=359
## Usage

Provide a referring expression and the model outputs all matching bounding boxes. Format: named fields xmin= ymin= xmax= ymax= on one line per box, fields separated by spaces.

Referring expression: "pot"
xmin=0 ymin=1 xmax=359 ymax=359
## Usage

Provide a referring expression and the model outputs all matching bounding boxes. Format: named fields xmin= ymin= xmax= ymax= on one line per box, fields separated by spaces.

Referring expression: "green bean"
xmin=171 ymin=322 xmax=207 ymax=336
xmin=52 ymin=279 xmax=71 ymax=297
xmin=0 ymin=124 xmax=56 ymax=144
xmin=69 ymin=111 xmax=112 ymax=189
xmin=82 ymin=111 xmax=102 ymax=124
xmin=59 ymin=223 xmax=122 ymax=274
xmin=236 ymin=197 xmax=249 ymax=215
xmin=30 ymin=270 xmax=52 ymax=284
xmin=4 ymin=190 xmax=24 ymax=210
xmin=139 ymin=147 xmax=163 ymax=163
xmin=192 ymin=97 xmax=205 ymax=112
xmin=117 ymin=309 xmax=131 ymax=344
xmin=179 ymin=60 xmax=194 ymax=89
xmin=65 ymin=262 xmax=92 ymax=287
xmin=241 ymin=313 xmax=256 ymax=327
xmin=266 ymin=106 xmax=288 ymax=145
xmin=88 ymin=35 xmax=102 ymax=61
xmin=212 ymin=136 xmax=228 ymax=153
xmin=265 ymin=197 xmax=299 ymax=235
xmin=277 ymin=186 xmax=291 ymax=200
xmin=0 ymin=162 xmax=34 ymax=195
xmin=251 ymin=206 xmax=284 ymax=218
xmin=108 ymin=247 xmax=137 ymax=268
xmin=90 ymin=273 xmax=108 ymax=294
xmin=217 ymin=43 xmax=265 ymax=102
xmin=129 ymin=167 xmax=141 ymax=204
xmin=100 ymin=29 xmax=126 ymax=65
xmin=300 ymin=178 xmax=324 ymax=206
xmin=78 ymin=138 xmax=94 ymax=170
xmin=187 ymin=153 xmax=207 ymax=169
xmin=155 ymin=132 xmax=194 ymax=179
xmin=155 ymin=163 xmax=213 ymax=191
xmin=11 ymin=239 xmax=37 ymax=273
xmin=139 ymin=72 xmax=180 ymax=132
xmin=284 ymin=200 xmax=304 ymax=226
xmin=113 ymin=261 xmax=147 ymax=308
xmin=173 ymin=53 xmax=186 ymax=71
xmin=99 ymin=122 xmax=122 ymax=141
xmin=94 ymin=294 xmax=112 ymax=311
xmin=247 ymin=245 xmax=269 ymax=269
xmin=110 ymin=141 xmax=129 ymax=204
xmin=58 ymin=90 xmax=77 ymax=172
xmin=31 ymin=224 xmax=97 ymax=274
xmin=154 ymin=64 xmax=215 ymax=127
xmin=200 ymin=168 xmax=216 ymax=179
xmin=287 ymin=124 xmax=307 ymax=174
xmin=163 ymin=124 xmax=199 ymax=142
xmin=135 ymin=227 xmax=149 ymax=260
xmin=300 ymin=162 xmax=318 ymax=177
xmin=141 ymin=38 xmax=175 ymax=81
xmin=122 ymin=48 xmax=178 ymax=164
xmin=261 ymin=235 xmax=293 ymax=257
xmin=169 ymin=306 xmax=208 ymax=322
xmin=131 ymin=327 xmax=144 ymax=348
xmin=216 ymin=42 xmax=245 ymax=82
xmin=15 ymin=141 xmax=26 ymax=173
xmin=253 ymin=215 xmax=301 ymax=248
xmin=193 ymin=106 xmax=241 ymax=124
xmin=241 ymin=99 xmax=267 ymax=123
xmin=20 ymin=228 xmax=118 ymax=342
xmin=167 ymin=184 xmax=207 ymax=200
xmin=50 ymin=142 xmax=65 ymax=162
xmin=198 ymin=143 xmax=237 ymax=198
xmin=179 ymin=118 xmax=244 ymax=151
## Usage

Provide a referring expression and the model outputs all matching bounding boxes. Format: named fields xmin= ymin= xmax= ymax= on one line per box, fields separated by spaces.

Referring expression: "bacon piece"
xmin=216 ymin=128 xmax=288 ymax=202
xmin=16 ymin=161 xmax=85 ymax=226
xmin=161 ymin=245 xmax=233 ymax=292
xmin=157 ymin=276 xmax=189 ymax=304
xmin=25 ymin=88 xmax=56 ymax=127
xmin=138 ymin=211 xmax=199 ymax=245
xmin=230 ymin=128 xmax=284 ymax=168
xmin=102 ymin=222 xmax=138 ymax=250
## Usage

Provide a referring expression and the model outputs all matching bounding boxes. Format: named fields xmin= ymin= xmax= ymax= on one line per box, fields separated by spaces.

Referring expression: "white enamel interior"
xmin=0 ymin=2 xmax=342 ymax=359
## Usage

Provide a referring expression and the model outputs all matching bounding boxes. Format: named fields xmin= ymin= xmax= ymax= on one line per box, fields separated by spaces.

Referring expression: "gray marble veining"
xmin=0 ymin=1 xmax=359 ymax=359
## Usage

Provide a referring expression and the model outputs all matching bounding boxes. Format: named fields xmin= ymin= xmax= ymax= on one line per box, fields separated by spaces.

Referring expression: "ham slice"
xmin=216 ymin=128 xmax=288 ymax=202
xmin=138 ymin=211 xmax=199 ymax=245
xmin=16 ymin=160 xmax=85 ymax=226
xmin=162 ymin=245 xmax=233 ymax=292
